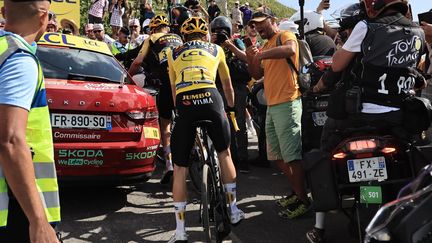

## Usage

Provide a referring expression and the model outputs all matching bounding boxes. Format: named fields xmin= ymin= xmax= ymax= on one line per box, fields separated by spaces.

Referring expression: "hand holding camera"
xmin=213 ymin=29 xmax=230 ymax=45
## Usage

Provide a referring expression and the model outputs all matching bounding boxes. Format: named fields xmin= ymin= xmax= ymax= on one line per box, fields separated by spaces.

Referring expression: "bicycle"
xmin=188 ymin=116 xmax=239 ymax=243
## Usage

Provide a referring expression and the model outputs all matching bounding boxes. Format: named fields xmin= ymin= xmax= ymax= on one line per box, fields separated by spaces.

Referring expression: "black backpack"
xmin=276 ymin=32 xmax=313 ymax=93
xmin=226 ymin=39 xmax=251 ymax=84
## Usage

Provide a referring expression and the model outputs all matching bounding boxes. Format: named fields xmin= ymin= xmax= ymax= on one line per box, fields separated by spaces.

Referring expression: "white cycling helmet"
xmin=289 ymin=10 xmax=324 ymax=34
xmin=278 ymin=20 xmax=299 ymax=34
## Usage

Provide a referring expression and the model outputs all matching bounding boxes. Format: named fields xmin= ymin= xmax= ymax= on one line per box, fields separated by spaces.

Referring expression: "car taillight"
xmin=145 ymin=110 xmax=158 ymax=119
xmin=126 ymin=109 xmax=145 ymax=120
xmin=126 ymin=107 xmax=158 ymax=120
xmin=145 ymin=106 xmax=158 ymax=119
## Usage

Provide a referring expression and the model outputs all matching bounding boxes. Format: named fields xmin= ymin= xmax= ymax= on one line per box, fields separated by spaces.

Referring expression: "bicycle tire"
xmin=211 ymin=151 xmax=231 ymax=243
xmin=189 ymin=134 xmax=206 ymax=193
xmin=202 ymin=163 xmax=216 ymax=243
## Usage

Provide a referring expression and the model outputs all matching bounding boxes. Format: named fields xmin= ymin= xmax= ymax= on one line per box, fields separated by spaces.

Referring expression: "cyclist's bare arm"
xmin=218 ymin=54 xmax=235 ymax=108
xmin=128 ymin=38 xmax=151 ymax=76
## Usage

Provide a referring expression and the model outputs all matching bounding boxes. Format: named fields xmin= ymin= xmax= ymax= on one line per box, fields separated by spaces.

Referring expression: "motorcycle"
xmin=364 ymin=162 xmax=432 ymax=243
xmin=306 ymin=116 xmax=432 ymax=242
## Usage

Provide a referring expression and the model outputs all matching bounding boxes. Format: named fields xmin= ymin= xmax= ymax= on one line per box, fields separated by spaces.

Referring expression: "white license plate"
xmin=312 ymin=112 xmax=328 ymax=126
xmin=347 ymin=156 xmax=388 ymax=183
xmin=51 ymin=113 xmax=112 ymax=130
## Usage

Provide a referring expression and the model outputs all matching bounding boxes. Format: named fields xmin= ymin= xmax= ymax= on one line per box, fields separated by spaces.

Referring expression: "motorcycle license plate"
xmin=360 ymin=186 xmax=382 ymax=204
xmin=312 ymin=112 xmax=327 ymax=126
xmin=347 ymin=156 xmax=388 ymax=183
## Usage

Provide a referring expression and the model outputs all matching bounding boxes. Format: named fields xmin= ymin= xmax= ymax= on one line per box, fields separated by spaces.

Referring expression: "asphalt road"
xmin=57 ymin=137 xmax=360 ymax=243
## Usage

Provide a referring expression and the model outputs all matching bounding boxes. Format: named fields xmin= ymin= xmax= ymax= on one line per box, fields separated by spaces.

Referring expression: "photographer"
xmin=211 ymin=16 xmax=251 ymax=173
xmin=184 ymin=0 xmax=209 ymax=20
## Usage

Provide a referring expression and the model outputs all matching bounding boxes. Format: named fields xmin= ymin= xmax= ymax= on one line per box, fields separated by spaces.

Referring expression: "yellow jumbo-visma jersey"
xmin=167 ymin=40 xmax=230 ymax=95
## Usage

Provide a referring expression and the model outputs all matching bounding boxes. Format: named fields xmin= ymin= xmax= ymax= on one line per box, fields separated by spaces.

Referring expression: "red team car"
xmin=36 ymin=33 xmax=160 ymax=184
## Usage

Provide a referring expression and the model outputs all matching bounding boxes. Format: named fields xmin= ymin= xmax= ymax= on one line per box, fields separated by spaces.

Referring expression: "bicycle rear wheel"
xmin=189 ymin=134 xmax=206 ymax=193
xmin=202 ymin=163 xmax=216 ymax=243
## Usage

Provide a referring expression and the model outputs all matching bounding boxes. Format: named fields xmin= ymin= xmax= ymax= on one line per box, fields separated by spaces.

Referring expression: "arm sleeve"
xmin=342 ymin=21 xmax=368 ymax=53
xmin=0 ymin=52 xmax=38 ymax=111
xmin=217 ymin=47 xmax=230 ymax=81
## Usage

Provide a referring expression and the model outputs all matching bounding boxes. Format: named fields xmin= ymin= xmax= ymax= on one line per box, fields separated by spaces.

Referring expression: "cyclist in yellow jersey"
xmin=166 ymin=17 xmax=244 ymax=243
xmin=129 ymin=15 xmax=183 ymax=185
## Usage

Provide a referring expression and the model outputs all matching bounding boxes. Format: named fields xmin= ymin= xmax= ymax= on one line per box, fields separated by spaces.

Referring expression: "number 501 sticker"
xmin=360 ymin=186 xmax=382 ymax=204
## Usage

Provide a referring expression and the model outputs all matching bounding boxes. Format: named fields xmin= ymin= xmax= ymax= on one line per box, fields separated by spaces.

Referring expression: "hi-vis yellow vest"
xmin=0 ymin=34 xmax=60 ymax=226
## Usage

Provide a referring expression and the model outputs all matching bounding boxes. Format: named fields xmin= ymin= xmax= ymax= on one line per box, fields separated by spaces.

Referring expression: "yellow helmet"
xmin=180 ymin=17 xmax=208 ymax=36
xmin=149 ymin=15 xmax=170 ymax=31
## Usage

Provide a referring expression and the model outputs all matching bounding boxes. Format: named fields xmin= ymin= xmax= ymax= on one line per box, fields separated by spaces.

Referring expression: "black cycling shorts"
xmin=157 ymin=78 xmax=175 ymax=120
xmin=171 ymin=88 xmax=231 ymax=167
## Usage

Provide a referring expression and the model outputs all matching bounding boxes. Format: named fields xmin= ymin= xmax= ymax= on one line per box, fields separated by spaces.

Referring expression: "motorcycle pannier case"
xmin=303 ymin=150 xmax=340 ymax=211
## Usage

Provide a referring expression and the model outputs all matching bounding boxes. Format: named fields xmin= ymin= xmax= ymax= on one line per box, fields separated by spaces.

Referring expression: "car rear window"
xmin=36 ymin=46 xmax=132 ymax=84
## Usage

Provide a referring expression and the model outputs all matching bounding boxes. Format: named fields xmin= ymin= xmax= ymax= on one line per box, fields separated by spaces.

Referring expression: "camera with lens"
xmin=214 ymin=29 xmax=229 ymax=45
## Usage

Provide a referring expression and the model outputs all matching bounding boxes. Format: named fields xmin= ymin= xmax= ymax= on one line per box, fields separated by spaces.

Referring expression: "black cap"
xmin=249 ymin=8 xmax=275 ymax=23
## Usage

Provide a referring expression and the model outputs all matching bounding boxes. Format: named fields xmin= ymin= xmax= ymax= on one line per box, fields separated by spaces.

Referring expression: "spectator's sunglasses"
xmin=129 ymin=25 xmax=139 ymax=29
xmin=93 ymin=30 xmax=102 ymax=33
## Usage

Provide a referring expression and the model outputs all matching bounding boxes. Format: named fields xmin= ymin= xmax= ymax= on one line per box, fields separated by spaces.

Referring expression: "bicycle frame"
xmin=192 ymin=124 xmax=231 ymax=243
